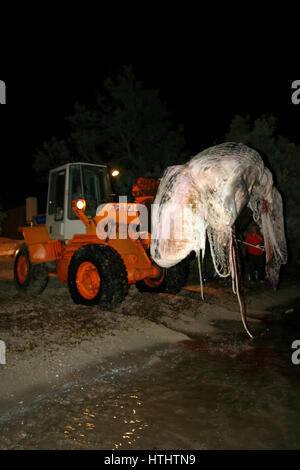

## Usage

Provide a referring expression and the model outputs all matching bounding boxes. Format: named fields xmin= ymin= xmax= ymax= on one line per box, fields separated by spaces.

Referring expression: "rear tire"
xmin=136 ymin=258 xmax=190 ymax=294
xmin=14 ymin=243 xmax=48 ymax=296
xmin=68 ymin=244 xmax=128 ymax=309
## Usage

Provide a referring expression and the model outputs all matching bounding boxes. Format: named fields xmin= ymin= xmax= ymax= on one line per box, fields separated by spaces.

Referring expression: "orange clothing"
xmin=245 ymin=232 xmax=264 ymax=255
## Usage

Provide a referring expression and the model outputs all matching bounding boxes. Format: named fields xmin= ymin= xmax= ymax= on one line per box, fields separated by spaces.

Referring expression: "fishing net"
xmin=151 ymin=142 xmax=287 ymax=337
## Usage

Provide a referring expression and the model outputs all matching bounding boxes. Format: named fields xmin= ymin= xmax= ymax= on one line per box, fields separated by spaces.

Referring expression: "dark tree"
xmin=34 ymin=66 xmax=187 ymax=194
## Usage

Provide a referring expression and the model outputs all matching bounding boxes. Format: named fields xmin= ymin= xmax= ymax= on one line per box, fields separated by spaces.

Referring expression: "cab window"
xmin=68 ymin=164 xmax=112 ymax=219
xmin=68 ymin=165 xmax=83 ymax=220
xmin=48 ymin=170 xmax=66 ymax=221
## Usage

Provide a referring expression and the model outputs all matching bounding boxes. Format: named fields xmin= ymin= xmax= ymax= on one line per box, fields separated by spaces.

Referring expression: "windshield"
xmin=69 ymin=164 xmax=112 ymax=219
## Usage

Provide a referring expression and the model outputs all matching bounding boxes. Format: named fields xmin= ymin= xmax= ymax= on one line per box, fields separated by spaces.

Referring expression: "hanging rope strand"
xmin=232 ymin=226 xmax=254 ymax=340
xmin=197 ymin=250 xmax=204 ymax=300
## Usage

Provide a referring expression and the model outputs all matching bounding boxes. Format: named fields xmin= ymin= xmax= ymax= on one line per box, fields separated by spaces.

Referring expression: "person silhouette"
xmin=243 ymin=224 xmax=265 ymax=282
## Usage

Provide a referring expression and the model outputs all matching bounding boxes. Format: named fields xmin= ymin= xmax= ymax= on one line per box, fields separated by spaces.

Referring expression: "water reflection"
xmin=57 ymin=339 xmax=300 ymax=450
xmin=62 ymin=391 xmax=150 ymax=449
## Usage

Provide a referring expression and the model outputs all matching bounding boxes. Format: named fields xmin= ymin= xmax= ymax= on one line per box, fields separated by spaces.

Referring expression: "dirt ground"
xmin=0 ymin=241 xmax=299 ymax=418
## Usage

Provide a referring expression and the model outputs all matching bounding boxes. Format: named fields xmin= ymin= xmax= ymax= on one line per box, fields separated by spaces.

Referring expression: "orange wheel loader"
xmin=14 ymin=163 xmax=189 ymax=309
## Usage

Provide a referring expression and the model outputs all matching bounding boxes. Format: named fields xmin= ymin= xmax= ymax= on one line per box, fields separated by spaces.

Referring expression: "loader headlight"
xmin=76 ymin=199 xmax=86 ymax=211
xmin=111 ymin=169 xmax=120 ymax=177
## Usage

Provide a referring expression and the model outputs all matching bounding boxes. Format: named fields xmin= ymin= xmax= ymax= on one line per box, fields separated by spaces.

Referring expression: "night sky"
xmin=1 ymin=12 xmax=298 ymax=211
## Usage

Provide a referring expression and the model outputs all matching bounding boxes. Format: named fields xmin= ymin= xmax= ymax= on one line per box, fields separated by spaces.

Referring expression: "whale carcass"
xmin=151 ymin=142 xmax=287 ymax=338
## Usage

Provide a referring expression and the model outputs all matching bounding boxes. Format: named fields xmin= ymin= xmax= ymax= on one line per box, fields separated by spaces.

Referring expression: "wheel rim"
xmin=17 ymin=255 xmax=28 ymax=284
xmin=76 ymin=261 xmax=101 ymax=299
xmin=143 ymin=266 xmax=165 ymax=288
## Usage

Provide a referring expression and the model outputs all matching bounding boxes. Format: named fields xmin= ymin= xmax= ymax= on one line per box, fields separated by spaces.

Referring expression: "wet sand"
xmin=0 ymin=251 xmax=299 ymax=422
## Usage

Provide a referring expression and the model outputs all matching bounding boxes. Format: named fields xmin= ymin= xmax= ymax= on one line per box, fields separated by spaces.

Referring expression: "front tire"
xmin=14 ymin=243 xmax=48 ymax=295
xmin=136 ymin=258 xmax=190 ymax=294
xmin=68 ymin=244 xmax=128 ymax=309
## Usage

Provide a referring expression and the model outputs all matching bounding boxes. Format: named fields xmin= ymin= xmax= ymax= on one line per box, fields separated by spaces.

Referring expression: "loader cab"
xmin=46 ymin=162 xmax=112 ymax=240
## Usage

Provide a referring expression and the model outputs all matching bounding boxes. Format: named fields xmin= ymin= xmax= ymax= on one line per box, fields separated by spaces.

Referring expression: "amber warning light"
xmin=75 ymin=199 xmax=86 ymax=211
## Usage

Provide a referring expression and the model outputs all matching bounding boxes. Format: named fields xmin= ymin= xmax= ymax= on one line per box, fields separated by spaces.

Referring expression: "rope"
xmin=197 ymin=250 xmax=204 ymax=300
xmin=232 ymin=226 xmax=254 ymax=340
xmin=237 ymin=239 xmax=265 ymax=252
